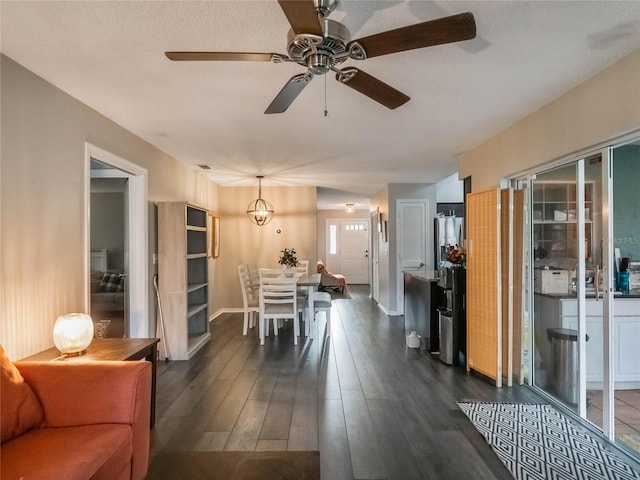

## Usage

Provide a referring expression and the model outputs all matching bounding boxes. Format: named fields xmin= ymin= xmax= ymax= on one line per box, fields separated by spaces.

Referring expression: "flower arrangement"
xmin=278 ymin=248 xmax=299 ymax=268
xmin=445 ymin=245 xmax=466 ymax=265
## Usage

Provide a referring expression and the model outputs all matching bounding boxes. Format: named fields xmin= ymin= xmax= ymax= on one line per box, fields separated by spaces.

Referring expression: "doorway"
xmin=85 ymin=143 xmax=149 ymax=338
xmin=90 ymin=169 xmax=128 ymax=337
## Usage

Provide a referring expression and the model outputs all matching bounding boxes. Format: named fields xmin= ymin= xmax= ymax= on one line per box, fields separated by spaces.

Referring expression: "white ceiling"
xmin=2 ymin=1 xmax=640 ymax=209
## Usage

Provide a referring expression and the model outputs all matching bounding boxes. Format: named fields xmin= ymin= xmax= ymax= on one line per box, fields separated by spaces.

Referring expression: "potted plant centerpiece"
xmin=278 ymin=248 xmax=299 ymax=276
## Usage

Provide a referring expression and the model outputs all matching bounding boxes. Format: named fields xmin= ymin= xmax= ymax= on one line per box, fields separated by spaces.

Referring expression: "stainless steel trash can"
xmin=439 ymin=308 xmax=453 ymax=365
xmin=547 ymin=328 xmax=578 ymax=405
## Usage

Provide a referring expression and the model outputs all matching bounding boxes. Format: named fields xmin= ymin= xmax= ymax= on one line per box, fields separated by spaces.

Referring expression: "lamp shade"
xmin=247 ymin=176 xmax=274 ymax=226
xmin=53 ymin=313 xmax=94 ymax=356
xmin=247 ymin=197 xmax=275 ymax=226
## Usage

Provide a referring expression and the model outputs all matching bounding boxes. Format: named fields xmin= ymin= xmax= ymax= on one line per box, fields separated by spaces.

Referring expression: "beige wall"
xmin=213 ymin=185 xmax=317 ymax=312
xmin=0 ymin=56 xmax=219 ymax=359
xmin=459 ymin=49 xmax=640 ymax=190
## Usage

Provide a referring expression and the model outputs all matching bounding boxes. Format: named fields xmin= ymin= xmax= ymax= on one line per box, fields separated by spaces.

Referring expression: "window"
xmin=329 ymin=225 xmax=337 ymax=255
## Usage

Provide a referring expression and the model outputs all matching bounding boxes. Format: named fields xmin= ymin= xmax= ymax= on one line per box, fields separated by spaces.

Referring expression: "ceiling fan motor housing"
xmin=287 ymin=19 xmax=350 ymax=74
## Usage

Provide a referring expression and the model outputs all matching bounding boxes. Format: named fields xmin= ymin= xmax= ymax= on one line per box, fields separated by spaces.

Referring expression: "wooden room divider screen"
xmin=466 ymin=188 xmax=525 ymax=388
xmin=467 ymin=188 xmax=502 ymax=386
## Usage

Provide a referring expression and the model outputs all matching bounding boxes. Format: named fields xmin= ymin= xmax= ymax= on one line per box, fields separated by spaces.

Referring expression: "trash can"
xmin=439 ymin=308 xmax=454 ymax=365
xmin=547 ymin=328 xmax=578 ymax=405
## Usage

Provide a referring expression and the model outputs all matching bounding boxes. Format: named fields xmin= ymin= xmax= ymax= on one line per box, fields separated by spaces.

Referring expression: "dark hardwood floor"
xmin=149 ymin=285 xmax=543 ymax=480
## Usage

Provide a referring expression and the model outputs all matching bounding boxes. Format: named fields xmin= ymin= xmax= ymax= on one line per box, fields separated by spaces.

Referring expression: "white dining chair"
xmin=258 ymin=268 xmax=300 ymax=346
xmin=238 ymin=264 xmax=259 ymax=335
xmin=313 ymin=291 xmax=332 ymax=340
xmin=248 ymin=264 xmax=260 ymax=293
xmin=296 ymin=260 xmax=309 ymax=276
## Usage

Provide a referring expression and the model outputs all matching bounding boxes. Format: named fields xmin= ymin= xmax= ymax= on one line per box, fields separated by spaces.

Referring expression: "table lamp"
xmin=53 ymin=313 xmax=94 ymax=356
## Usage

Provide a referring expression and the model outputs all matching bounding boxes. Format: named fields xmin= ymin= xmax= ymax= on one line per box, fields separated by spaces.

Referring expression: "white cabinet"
xmin=559 ymin=297 xmax=640 ymax=388
xmin=613 ymin=314 xmax=640 ymax=387
xmin=559 ymin=307 xmax=603 ymax=386
xmin=158 ymin=202 xmax=211 ymax=360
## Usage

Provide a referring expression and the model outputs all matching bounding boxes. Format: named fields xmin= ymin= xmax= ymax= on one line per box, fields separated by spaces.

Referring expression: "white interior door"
xmin=340 ymin=219 xmax=370 ymax=284
xmin=397 ymin=200 xmax=430 ymax=313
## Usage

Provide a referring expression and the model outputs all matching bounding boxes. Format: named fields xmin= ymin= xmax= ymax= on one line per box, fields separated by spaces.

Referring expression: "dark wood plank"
xmin=367 ymin=399 xmax=425 ymax=480
xmin=318 ymin=398 xmax=353 ymax=480
xmin=259 ymin=376 xmax=296 ymax=440
xmin=225 ymin=399 xmax=270 ymax=451
xmin=341 ymin=389 xmax=388 ymax=479
xmin=151 ymin=285 xmax=567 ymax=480
xmin=206 ymin=369 xmax=259 ymax=432
xmin=161 ymin=378 xmax=234 ymax=452
xmin=288 ymin=384 xmax=319 ymax=451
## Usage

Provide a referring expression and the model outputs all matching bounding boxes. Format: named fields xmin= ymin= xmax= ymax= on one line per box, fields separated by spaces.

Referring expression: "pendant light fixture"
xmin=247 ymin=175 xmax=274 ymax=226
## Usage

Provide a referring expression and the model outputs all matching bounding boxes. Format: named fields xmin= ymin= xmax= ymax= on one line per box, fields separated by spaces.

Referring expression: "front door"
xmin=340 ymin=219 xmax=369 ymax=284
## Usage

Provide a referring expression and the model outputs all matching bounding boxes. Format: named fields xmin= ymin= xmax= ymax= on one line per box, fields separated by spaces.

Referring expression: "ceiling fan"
xmin=165 ymin=0 xmax=476 ymax=114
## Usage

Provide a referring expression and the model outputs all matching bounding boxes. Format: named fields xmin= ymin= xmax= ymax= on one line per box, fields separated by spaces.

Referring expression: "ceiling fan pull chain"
xmin=324 ymin=75 xmax=328 ymax=117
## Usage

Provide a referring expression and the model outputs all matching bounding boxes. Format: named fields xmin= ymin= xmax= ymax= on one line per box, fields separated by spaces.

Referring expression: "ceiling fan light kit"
xmin=166 ymin=0 xmax=476 ymax=114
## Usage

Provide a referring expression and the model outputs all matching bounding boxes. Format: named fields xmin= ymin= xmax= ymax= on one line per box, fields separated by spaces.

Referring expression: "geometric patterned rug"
xmin=458 ymin=402 xmax=640 ymax=480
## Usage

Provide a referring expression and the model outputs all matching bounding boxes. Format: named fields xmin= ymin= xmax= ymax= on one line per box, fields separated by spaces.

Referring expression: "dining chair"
xmin=258 ymin=268 xmax=300 ymax=346
xmin=238 ymin=264 xmax=259 ymax=335
xmin=248 ymin=264 xmax=260 ymax=292
xmin=313 ymin=291 xmax=332 ymax=355
xmin=296 ymin=260 xmax=309 ymax=276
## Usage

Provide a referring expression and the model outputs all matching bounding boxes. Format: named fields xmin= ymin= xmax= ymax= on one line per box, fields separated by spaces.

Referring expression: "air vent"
xmin=198 ymin=165 xmax=211 ymax=170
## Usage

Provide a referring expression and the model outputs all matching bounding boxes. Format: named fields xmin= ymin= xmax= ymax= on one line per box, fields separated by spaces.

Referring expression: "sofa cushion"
xmin=0 ymin=345 xmax=44 ymax=443
xmin=0 ymin=424 xmax=132 ymax=480
xmin=98 ymin=272 xmax=123 ymax=292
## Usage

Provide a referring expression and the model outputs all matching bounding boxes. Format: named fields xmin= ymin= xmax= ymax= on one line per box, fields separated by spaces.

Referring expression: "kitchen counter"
xmin=403 ymin=271 xmax=442 ymax=352
xmin=535 ymin=289 xmax=640 ymax=299
xmin=403 ymin=271 xmax=438 ymax=283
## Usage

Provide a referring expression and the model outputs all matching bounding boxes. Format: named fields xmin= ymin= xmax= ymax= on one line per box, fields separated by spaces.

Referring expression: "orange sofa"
xmin=1 ymin=345 xmax=151 ymax=480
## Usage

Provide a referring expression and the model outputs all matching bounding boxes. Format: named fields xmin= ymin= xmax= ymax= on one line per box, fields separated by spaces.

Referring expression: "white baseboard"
xmin=209 ymin=308 xmax=243 ymax=323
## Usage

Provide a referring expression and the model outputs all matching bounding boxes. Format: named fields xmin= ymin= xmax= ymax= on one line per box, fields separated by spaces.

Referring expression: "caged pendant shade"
xmin=247 ymin=176 xmax=274 ymax=226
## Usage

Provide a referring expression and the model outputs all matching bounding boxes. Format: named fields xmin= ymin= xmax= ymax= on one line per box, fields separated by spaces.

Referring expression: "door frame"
xmin=84 ymin=143 xmax=149 ymax=338
xmin=371 ymin=207 xmax=380 ymax=302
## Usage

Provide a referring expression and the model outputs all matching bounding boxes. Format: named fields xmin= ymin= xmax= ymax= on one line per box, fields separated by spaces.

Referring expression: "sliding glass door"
xmin=530 ymin=162 xmax=591 ymax=411
xmin=526 ymin=137 xmax=640 ymax=459
xmin=610 ymin=141 xmax=640 ymax=454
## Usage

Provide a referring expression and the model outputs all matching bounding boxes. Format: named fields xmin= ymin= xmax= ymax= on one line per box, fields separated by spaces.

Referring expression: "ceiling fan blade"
xmin=336 ymin=68 xmax=409 ymax=110
xmin=350 ymin=12 xmax=476 ymax=59
xmin=165 ymin=52 xmax=275 ymax=62
xmin=265 ymin=73 xmax=313 ymax=114
xmin=277 ymin=0 xmax=323 ymax=36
